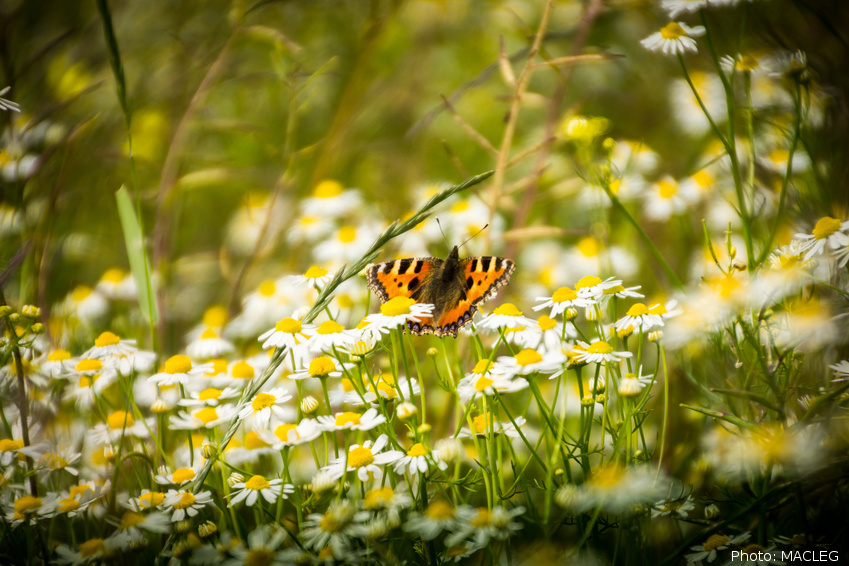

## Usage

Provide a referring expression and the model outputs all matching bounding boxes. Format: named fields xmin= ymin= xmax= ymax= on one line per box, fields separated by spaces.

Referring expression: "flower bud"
xmin=396 ymin=402 xmax=417 ymax=420
xmin=21 ymin=305 xmax=40 ymax=318
xmin=198 ymin=520 xmax=218 ymax=537
xmin=201 ymin=443 xmax=218 ymax=460
xmin=301 ymin=396 xmax=320 ymax=415
xmin=227 ymin=473 xmax=244 ymax=488
xmin=704 ymin=503 xmax=720 ymax=519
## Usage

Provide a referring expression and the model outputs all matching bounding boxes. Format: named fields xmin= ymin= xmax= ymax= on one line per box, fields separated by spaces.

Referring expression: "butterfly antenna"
xmin=460 ymin=224 xmax=489 ymax=250
xmin=436 ymin=218 xmax=451 ymax=248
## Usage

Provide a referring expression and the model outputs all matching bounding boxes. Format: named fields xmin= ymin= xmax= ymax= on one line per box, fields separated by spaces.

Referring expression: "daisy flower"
xmin=129 ymin=489 xmax=167 ymax=511
xmin=227 ymin=279 xmax=305 ymax=339
xmin=258 ymin=316 xmax=315 ymax=351
xmin=404 ymin=500 xmax=463 ymax=540
xmin=6 ymin=493 xmax=58 ymax=527
xmin=661 ymin=0 xmax=731 ymax=18
xmin=574 ymin=275 xmax=623 ymax=303
xmin=641 ymin=21 xmax=706 ymax=56
xmin=148 ymin=355 xmax=213 ymax=387
xmin=651 ymin=495 xmax=695 ymax=518
xmin=289 ymin=355 xmax=349 ymax=381
xmin=477 ymin=303 xmax=537 ymax=333
xmin=354 ymin=375 xmax=421 ymax=405
xmin=162 ymin=489 xmax=214 ymax=522
xmin=614 ymin=302 xmax=665 ymax=334
xmin=685 ymin=532 xmax=751 ymax=565
xmin=83 ymin=331 xmax=140 ymax=360
xmin=533 ymin=286 xmax=590 ymax=317
xmin=359 ymin=485 xmax=413 ymax=523
xmin=96 ymin=267 xmax=137 ymax=301
xmin=290 ymin=265 xmax=332 ymax=287
xmin=494 ymin=348 xmax=566 ymax=379
xmin=308 ymin=320 xmax=360 ymax=354
xmin=222 ymin=525 xmax=289 ymax=566
xmin=393 ymin=442 xmax=448 ymax=475
xmin=169 ymin=404 xmax=239 ymax=430
xmin=177 ymin=386 xmax=240 ymax=407
xmin=362 ymin=297 xmax=435 ymax=335
xmin=229 ymin=474 xmax=293 ymax=507
xmin=793 ymin=216 xmax=849 ymax=264
xmin=37 ymin=349 xmax=73 ymax=378
xmin=643 ymin=176 xmax=698 ymax=221
xmin=154 ymin=465 xmax=203 ymax=487
xmin=568 ymin=464 xmax=662 ymax=514
xmin=572 ymin=339 xmax=632 ymax=365
xmin=186 ymin=328 xmax=234 ymax=360
xmin=458 ymin=414 xmax=527 ymax=439
xmin=300 ymin=179 xmax=363 ymax=217
xmin=36 ymin=445 xmax=81 ymax=478
xmin=320 ymin=434 xmax=404 ymax=481
xmin=456 ymin=370 xmax=528 ymax=403
xmin=314 ymin=222 xmax=380 ymax=264
xmin=300 ymin=499 xmax=359 ymax=558
xmin=237 ymin=387 xmax=293 ymax=427
xmin=317 ymin=408 xmax=386 ymax=432
xmin=446 ymin=505 xmax=526 ymax=548
xmin=618 ymin=367 xmax=654 ymax=397
xmin=107 ymin=510 xmax=171 ymax=551
xmin=54 ymin=538 xmax=117 ymax=564
xmin=831 ymin=360 xmax=849 ymax=382
xmin=87 ymin=411 xmax=151 ymax=445
xmin=259 ymin=418 xmax=323 ymax=449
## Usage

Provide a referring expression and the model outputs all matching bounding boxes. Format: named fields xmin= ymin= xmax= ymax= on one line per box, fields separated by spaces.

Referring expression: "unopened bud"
xmin=396 ymin=402 xmax=417 ymax=420
xmin=198 ymin=520 xmax=218 ymax=537
xmin=227 ymin=473 xmax=244 ymax=488
xmin=21 ymin=305 xmax=40 ymax=318
xmin=301 ymin=396 xmax=320 ymax=414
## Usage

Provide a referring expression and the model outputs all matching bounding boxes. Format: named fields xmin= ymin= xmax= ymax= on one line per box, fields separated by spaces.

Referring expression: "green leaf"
xmin=115 ymin=185 xmax=158 ymax=324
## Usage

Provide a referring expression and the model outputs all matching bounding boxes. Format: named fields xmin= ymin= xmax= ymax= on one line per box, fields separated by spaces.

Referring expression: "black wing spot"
xmin=481 ymin=257 xmax=492 ymax=271
xmin=409 ymin=277 xmax=419 ymax=289
xmin=398 ymin=258 xmax=412 ymax=274
xmin=397 ymin=282 xmax=403 ymax=288
xmin=469 ymin=259 xmax=478 ymax=272
xmin=414 ymin=261 xmax=424 ymax=274
xmin=466 ymin=276 xmax=474 ymax=288
xmin=494 ymin=258 xmax=502 ymax=270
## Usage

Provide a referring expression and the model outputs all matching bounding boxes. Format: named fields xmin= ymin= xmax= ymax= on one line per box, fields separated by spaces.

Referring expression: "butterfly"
xmin=365 ymin=246 xmax=515 ymax=337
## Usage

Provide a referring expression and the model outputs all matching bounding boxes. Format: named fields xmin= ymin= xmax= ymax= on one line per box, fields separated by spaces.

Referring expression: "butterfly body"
xmin=366 ymin=246 xmax=515 ymax=337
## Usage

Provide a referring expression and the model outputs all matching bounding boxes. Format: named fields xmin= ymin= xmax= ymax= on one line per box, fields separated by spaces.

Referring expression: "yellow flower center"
xmin=364 ymin=487 xmax=394 ymax=509
xmin=552 ymin=287 xmax=578 ymax=303
xmin=200 ymin=328 xmax=218 ymax=339
xmin=317 ymin=320 xmax=344 ymax=335
xmin=515 ymin=349 xmax=542 ymax=366
xmin=693 ymin=169 xmax=714 ymax=188
xmin=703 ymin=534 xmax=730 ymax=552
xmin=538 ymin=315 xmax=557 ymax=331
xmin=380 ymin=296 xmax=416 ymax=316
xmin=76 ymin=358 xmax=102 ymax=372
xmin=79 ymin=539 xmax=106 ymax=558
xmin=660 ymin=22 xmax=686 ymax=40
xmin=492 ymin=303 xmax=523 ymax=316
xmin=274 ymin=424 xmax=298 ymax=442
xmin=475 ymin=376 xmax=494 ymax=391
xmin=107 ymin=411 xmax=133 ymax=429
xmin=71 ymin=286 xmax=93 ymax=301
xmin=198 ymin=388 xmax=222 ymax=401
xmin=0 ymin=439 xmax=24 ymax=452
xmin=451 ymin=200 xmax=470 ymax=212
xmin=232 ymin=361 xmax=255 ymax=379
xmin=94 ymin=331 xmax=121 ymax=347
xmin=374 ymin=381 xmax=397 ymax=399
xmin=425 ymin=500 xmax=455 ymax=520
xmin=172 ymin=492 xmax=196 ymax=509
xmin=590 ymin=464 xmax=624 ymax=488
xmin=407 ymin=443 xmax=428 ymax=457
xmin=304 ymin=266 xmax=328 ymax=278
xmin=210 ymin=358 xmax=228 ymax=374
xmin=48 ymin=349 xmax=72 ymax=361
xmin=259 ymin=280 xmax=277 ymax=297
xmin=587 ymin=341 xmax=613 ymax=354
xmin=245 ymin=475 xmax=271 ymax=491
xmin=812 ymin=216 xmax=842 ymax=240
xmin=575 ymin=276 xmax=601 ymax=290
xmin=58 ymin=498 xmax=80 ymax=513
xmin=308 ymin=357 xmax=337 ymax=378
xmin=736 ymin=54 xmax=759 ymax=71
xmin=172 ymin=468 xmax=196 ymax=484
xmin=244 ymin=430 xmax=270 ymax=450
xmin=202 ymin=305 xmax=228 ymax=327
xmin=336 ymin=412 xmax=362 ymax=426
xmin=246 ymin=549 xmax=275 ymax=566
xmin=320 ymin=513 xmax=346 ymax=533
xmin=120 ymin=511 xmax=145 ymax=529
xmin=165 ymin=355 xmax=192 ymax=375
xmin=195 ymin=407 xmax=219 ymax=424
xmin=276 ymin=317 xmax=302 ymax=333
xmin=101 ymin=268 xmax=126 ymax=283
xmin=625 ymin=303 xmax=649 ymax=317
xmin=471 ymin=508 xmax=491 ymax=528
xmin=648 ymin=303 xmax=667 ymax=316
xmin=348 ymin=446 xmax=375 ymax=468
xmin=338 ymin=225 xmax=357 ymax=243
xmin=473 ymin=359 xmax=492 ymax=374
xmin=313 ymin=179 xmax=343 ymax=198
xmin=14 ymin=495 xmax=42 ymax=513
xmin=576 ymin=237 xmax=599 ymax=257
xmin=138 ymin=491 xmax=165 ymax=508
xmin=43 ymin=453 xmax=69 ymax=469
xmin=472 ymin=414 xmax=488 ymax=434
xmin=657 ymin=179 xmax=678 ymax=199
xmin=252 ymin=392 xmax=276 ymax=411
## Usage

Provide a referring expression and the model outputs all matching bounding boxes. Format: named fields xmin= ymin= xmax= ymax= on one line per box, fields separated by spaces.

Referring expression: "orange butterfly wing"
xmin=365 ymin=257 xmax=438 ymax=301
xmin=432 ymin=256 xmax=516 ymax=337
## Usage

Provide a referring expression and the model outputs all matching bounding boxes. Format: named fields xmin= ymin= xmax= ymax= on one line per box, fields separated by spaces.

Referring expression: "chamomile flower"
xmin=223 ymin=525 xmax=289 ymax=566
xmin=393 ymin=442 xmax=448 ymax=475
xmin=573 ymin=340 xmax=632 ymax=365
xmin=83 ymin=331 xmax=139 ymax=360
xmin=793 ymin=216 xmax=849 ymax=263
xmin=96 ymin=267 xmax=137 ymax=301
xmin=6 ymin=493 xmax=58 ymax=527
xmin=314 ymin=222 xmax=380 ymax=264
xmin=300 ymin=499 xmax=359 ymax=557
xmin=618 ymin=368 xmax=654 ymax=397
xmin=446 ymin=505 xmax=526 ymax=548
xmin=300 ymin=179 xmax=363 ymax=217
xmin=568 ymin=464 xmax=662 ymax=514
xmin=356 ymin=374 xmax=420 ymax=405
xmin=289 ymin=355 xmax=349 ymax=380
xmin=290 ymin=265 xmax=332 ymax=287
xmin=321 ymin=434 xmax=404 ymax=481
xmin=641 ymin=21 xmax=706 ymax=56
xmin=615 ymin=303 xmax=665 ymax=334
xmin=259 ymin=418 xmax=322 ymax=449
xmin=238 ymin=388 xmax=293 ymax=427
xmin=154 ymin=465 xmax=203 ymax=487
xmin=495 ymin=348 xmax=566 ymax=379
xmin=60 ymin=285 xmax=110 ymax=326
xmin=363 ymin=297 xmax=435 ymax=335
xmin=458 ymin=414 xmax=527 ymax=439
xmin=685 ymin=532 xmax=751 ymax=565
xmin=41 ymin=489 xmax=96 ymax=519
xmin=186 ymin=328 xmax=234 ymax=360
xmin=259 ymin=316 xmax=315 ymax=351
xmin=54 ymin=538 xmax=118 ymax=564
xmin=163 ymin=489 xmax=213 ymax=522
xmin=107 ymin=510 xmax=171 ymax=551
xmin=652 ymin=495 xmax=695 ymax=518
xmin=477 ymin=303 xmax=536 ymax=332
xmin=317 ymin=408 xmax=386 ymax=432
xmin=88 ymin=411 xmax=151 ymax=445
xmin=128 ymin=489 xmax=167 ymax=511
xmin=533 ymin=286 xmax=590 ymax=317
xmin=229 ymin=475 xmax=293 ymax=506
xmin=456 ymin=370 xmax=528 ymax=403
xmin=661 ymin=0 xmax=727 ymax=18
xmin=169 ymin=404 xmax=239 ymax=430
xmin=148 ymin=355 xmax=214 ymax=387
xmin=830 ymin=360 xmax=849 ymax=382
xmin=404 ymin=500 xmax=463 ymax=540
xmin=308 ymin=320 xmax=360 ymax=354
xmin=574 ymin=275 xmax=623 ymax=303
xmin=35 ymin=445 xmax=81 ymax=478
xmin=178 ymin=386 xmax=240 ymax=407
